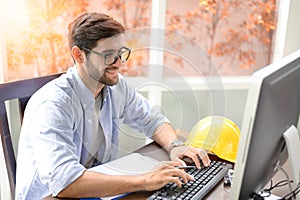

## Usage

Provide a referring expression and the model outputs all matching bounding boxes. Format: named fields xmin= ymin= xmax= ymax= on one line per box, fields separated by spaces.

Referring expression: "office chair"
xmin=0 ymin=73 xmax=62 ymax=199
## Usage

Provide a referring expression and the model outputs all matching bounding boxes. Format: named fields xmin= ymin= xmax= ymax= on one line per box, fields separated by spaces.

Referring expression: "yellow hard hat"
xmin=185 ymin=115 xmax=240 ymax=163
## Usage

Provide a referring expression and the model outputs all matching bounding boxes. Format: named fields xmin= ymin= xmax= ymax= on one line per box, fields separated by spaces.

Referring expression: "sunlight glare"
xmin=5 ymin=0 xmax=30 ymax=33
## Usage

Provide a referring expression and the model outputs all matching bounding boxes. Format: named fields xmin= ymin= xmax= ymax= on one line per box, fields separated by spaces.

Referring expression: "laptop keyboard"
xmin=147 ymin=160 xmax=232 ymax=200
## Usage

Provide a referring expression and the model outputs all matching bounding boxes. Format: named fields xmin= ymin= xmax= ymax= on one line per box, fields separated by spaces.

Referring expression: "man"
xmin=15 ymin=12 xmax=210 ymax=199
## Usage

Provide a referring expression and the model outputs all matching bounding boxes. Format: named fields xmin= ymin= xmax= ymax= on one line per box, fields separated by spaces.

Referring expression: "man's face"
xmin=84 ymin=35 xmax=125 ymax=86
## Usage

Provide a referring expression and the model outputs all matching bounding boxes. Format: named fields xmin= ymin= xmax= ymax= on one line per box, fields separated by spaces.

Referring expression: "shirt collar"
xmin=69 ymin=66 xmax=94 ymax=109
xmin=68 ymin=66 xmax=110 ymax=109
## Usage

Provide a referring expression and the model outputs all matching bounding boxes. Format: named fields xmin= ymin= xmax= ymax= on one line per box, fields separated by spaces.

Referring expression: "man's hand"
xmin=169 ymin=145 xmax=211 ymax=169
xmin=141 ymin=160 xmax=195 ymax=191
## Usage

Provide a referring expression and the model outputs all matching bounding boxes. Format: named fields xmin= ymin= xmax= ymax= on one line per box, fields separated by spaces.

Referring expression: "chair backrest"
xmin=0 ymin=73 xmax=62 ymax=199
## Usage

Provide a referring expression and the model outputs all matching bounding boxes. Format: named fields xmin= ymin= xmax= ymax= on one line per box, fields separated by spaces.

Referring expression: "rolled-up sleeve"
xmin=30 ymin=100 xmax=86 ymax=196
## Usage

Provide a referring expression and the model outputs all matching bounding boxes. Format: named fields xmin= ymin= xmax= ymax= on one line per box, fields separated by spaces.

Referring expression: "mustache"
xmin=105 ymin=66 xmax=119 ymax=70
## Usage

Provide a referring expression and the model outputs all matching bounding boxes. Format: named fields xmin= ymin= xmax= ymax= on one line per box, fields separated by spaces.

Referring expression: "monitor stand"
xmin=283 ymin=125 xmax=300 ymax=195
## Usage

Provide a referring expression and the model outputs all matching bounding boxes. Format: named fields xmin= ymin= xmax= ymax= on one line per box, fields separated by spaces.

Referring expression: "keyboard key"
xmin=147 ymin=161 xmax=232 ymax=200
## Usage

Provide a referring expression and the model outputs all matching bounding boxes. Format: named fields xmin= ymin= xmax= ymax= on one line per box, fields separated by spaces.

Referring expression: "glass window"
xmin=2 ymin=0 xmax=152 ymax=82
xmin=165 ymin=0 xmax=278 ymax=76
xmin=4 ymin=0 xmax=89 ymax=81
xmin=91 ymin=0 xmax=152 ymax=77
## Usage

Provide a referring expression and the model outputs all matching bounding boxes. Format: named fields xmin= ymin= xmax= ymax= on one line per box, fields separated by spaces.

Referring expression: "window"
xmin=3 ymin=0 xmax=88 ymax=81
xmin=1 ymin=0 xmax=152 ymax=82
xmin=1 ymin=0 xmax=299 ymax=126
xmin=165 ymin=0 xmax=278 ymax=76
xmin=0 ymin=0 xmax=299 ymax=166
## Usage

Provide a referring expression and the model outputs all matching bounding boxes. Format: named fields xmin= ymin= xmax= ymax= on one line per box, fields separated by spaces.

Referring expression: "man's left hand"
xmin=169 ymin=145 xmax=211 ymax=169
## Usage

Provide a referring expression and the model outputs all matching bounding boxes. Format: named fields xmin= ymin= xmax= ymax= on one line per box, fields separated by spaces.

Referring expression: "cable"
xmin=275 ymin=164 xmax=294 ymax=194
xmin=252 ymin=192 xmax=265 ymax=200
xmin=252 ymin=162 xmax=299 ymax=200
xmin=253 ymin=180 xmax=292 ymax=199
xmin=260 ymin=179 xmax=293 ymax=197
xmin=282 ymin=182 xmax=300 ymax=200
xmin=254 ymin=180 xmax=300 ymax=199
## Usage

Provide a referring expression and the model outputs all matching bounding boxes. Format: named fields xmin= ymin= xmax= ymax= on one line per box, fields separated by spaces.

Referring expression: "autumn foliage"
xmin=6 ymin=0 xmax=89 ymax=80
xmin=5 ymin=0 xmax=277 ymax=80
xmin=167 ymin=0 xmax=277 ymax=74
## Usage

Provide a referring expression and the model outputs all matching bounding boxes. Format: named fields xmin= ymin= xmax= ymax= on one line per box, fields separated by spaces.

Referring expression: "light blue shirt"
xmin=15 ymin=67 xmax=168 ymax=199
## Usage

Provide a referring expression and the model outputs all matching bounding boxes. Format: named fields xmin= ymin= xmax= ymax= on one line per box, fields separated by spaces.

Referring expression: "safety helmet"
xmin=185 ymin=115 xmax=240 ymax=163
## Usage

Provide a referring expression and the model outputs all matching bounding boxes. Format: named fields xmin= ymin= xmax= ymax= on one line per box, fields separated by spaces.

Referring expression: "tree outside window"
xmin=165 ymin=0 xmax=277 ymax=76
xmin=4 ymin=0 xmax=277 ymax=82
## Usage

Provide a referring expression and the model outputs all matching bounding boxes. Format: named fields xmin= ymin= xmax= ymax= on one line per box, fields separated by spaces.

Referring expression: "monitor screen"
xmin=230 ymin=50 xmax=300 ymax=199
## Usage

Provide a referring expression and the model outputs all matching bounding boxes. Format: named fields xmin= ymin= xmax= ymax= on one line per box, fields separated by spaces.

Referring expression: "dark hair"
xmin=68 ymin=12 xmax=125 ymax=55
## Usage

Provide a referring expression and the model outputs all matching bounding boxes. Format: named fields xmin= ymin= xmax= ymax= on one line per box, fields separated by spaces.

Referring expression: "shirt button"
xmin=88 ymin=119 xmax=92 ymax=123
xmin=83 ymin=104 xmax=87 ymax=109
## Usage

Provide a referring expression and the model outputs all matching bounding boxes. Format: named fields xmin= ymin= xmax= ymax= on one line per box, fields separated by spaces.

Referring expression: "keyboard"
xmin=147 ymin=160 xmax=232 ymax=200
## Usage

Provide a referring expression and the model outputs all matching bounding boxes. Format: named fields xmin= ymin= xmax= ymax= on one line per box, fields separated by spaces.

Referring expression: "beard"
xmin=86 ymin=59 xmax=119 ymax=86
xmin=98 ymin=71 xmax=119 ymax=86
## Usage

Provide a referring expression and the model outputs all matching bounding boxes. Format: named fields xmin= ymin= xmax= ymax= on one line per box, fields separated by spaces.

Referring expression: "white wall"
xmin=284 ymin=0 xmax=300 ymax=56
xmin=273 ymin=0 xmax=300 ymax=62
xmin=118 ymin=78 xmax=249 ymax=156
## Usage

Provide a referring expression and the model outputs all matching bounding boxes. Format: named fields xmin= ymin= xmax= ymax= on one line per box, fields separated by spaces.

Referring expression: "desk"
xmin=127 ymin=142 xmax=231 ymax=200
xmin=43 ymin=142 xmax=229 ymax=200
xmin=43 ymin=142 xmax=292 ymax=200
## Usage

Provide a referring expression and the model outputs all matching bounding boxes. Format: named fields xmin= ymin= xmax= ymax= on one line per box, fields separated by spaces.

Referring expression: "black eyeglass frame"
xmin=82 ymin=46 xmax=131 ymax=66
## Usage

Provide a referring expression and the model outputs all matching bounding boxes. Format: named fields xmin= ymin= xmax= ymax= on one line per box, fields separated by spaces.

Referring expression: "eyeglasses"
xmin=82 ymin=46 xmax=131 ymax=66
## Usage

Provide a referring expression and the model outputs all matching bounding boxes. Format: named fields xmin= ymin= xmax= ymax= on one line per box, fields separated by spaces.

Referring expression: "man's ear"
xmin=71 ymin=46 xmax=85 ymax=64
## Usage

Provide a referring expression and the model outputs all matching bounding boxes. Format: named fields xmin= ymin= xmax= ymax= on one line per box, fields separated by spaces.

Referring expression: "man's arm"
xmin=58 ymin=170 xmax=144 ymax=198
xmin=151 ymin=122 xmax=178 ymax=151
xmin=58 ymin=161 xmax=194 ymax=198
xmin=152 ymin=122 xmax=211 ymax=169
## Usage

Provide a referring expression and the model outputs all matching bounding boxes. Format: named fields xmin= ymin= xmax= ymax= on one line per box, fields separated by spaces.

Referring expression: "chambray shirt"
xmin=15 ymin=67 xmax=168 ymax=200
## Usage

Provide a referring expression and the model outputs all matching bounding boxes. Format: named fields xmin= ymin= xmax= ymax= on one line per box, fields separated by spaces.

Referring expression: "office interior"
xmin=0 ymin=0 xmax=300 ymax=199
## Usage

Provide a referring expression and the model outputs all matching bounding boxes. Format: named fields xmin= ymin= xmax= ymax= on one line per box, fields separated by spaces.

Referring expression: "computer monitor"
xmin=230 ymin=49 xmax=300 ymax=199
